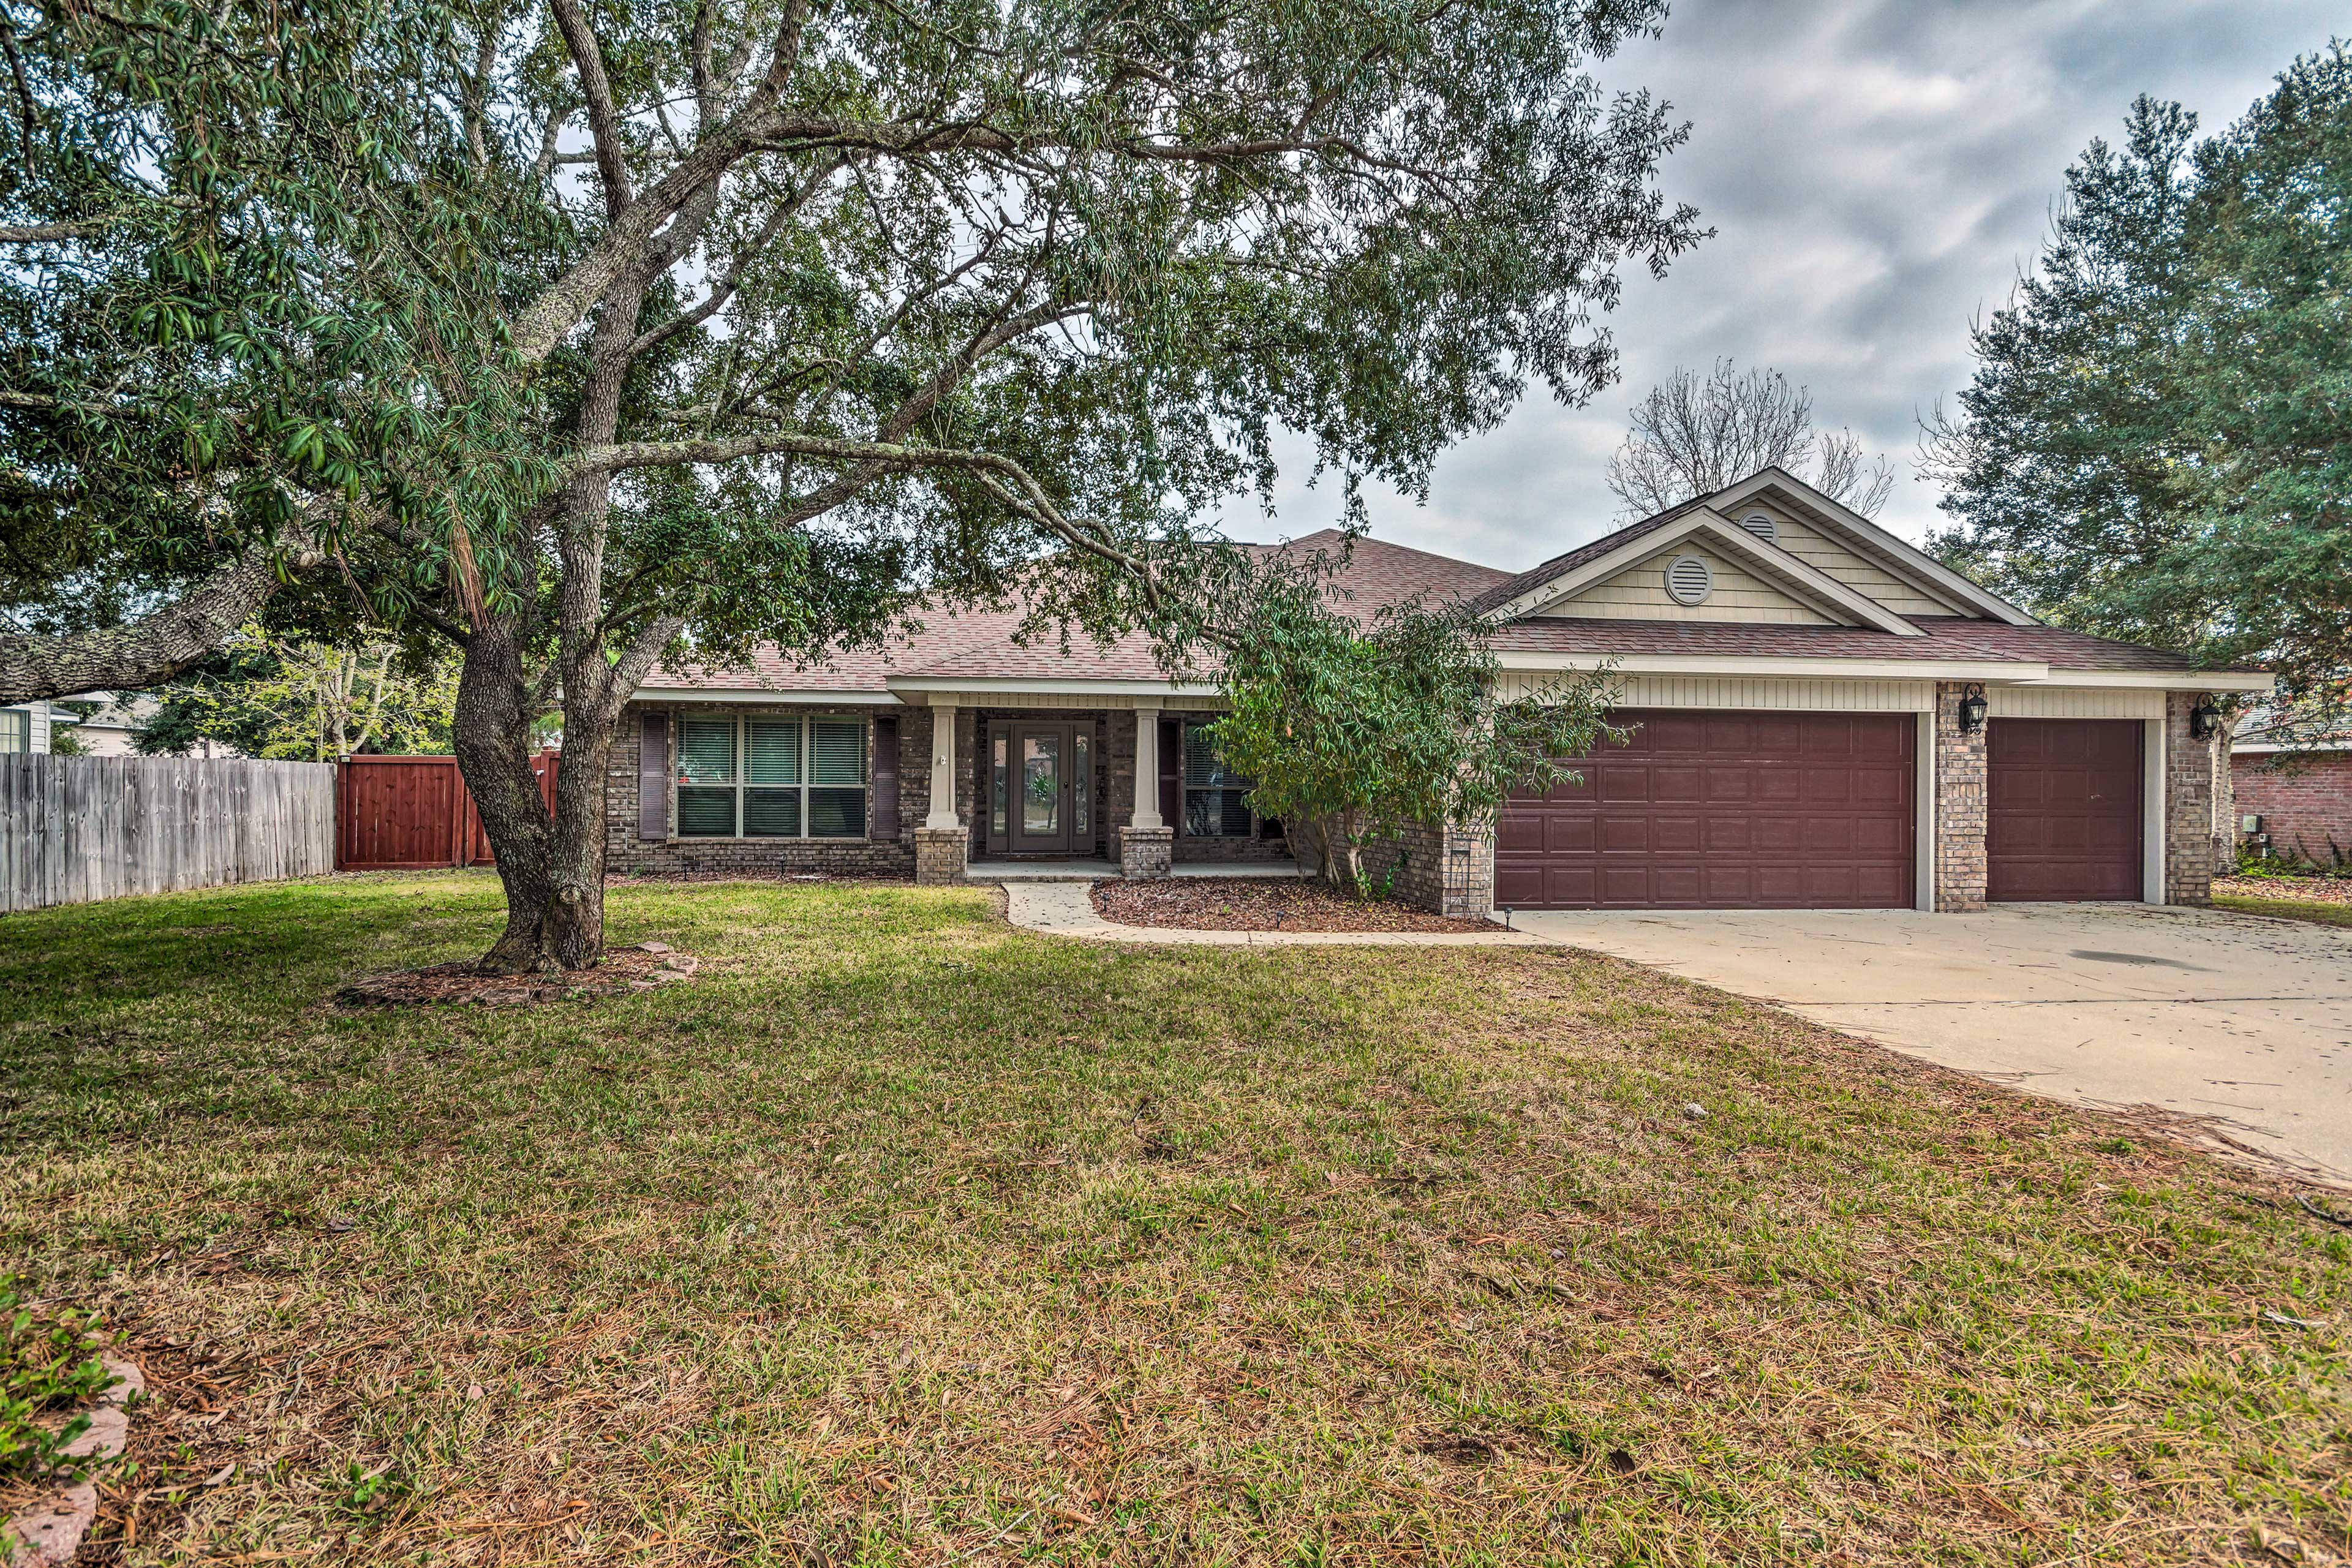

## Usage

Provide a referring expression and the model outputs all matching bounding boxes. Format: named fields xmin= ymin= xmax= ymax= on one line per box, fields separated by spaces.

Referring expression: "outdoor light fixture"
xmin=1956 ymin=684 xmax=1989 ymax=734
xmin=2188 ymin=694 xmax=2223 ymax=741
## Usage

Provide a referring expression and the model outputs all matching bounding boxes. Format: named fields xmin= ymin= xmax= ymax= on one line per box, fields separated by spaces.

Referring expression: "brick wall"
xmin=1934 ymin=682 xmax=1988 ymax=912
xmin=1349 ymin=819 xmax=1493 ymax=918
xmin=2162 ymin=692 xmax=2213 ymax=906
xmin=605 ymin=701 xmax=923 ymax=877
xmin=2234 ymin=748 xmax=2352 ymax=867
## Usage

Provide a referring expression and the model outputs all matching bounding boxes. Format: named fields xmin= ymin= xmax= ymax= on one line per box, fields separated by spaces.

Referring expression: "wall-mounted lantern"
xmin=1956 ymin=683 xmax=1989 ymax=734
xmin=2188 ymin=694 xmax=2223 ymax=741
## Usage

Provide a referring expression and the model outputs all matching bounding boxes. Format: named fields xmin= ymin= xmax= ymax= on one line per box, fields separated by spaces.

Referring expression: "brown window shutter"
xmin=871 ymin=715 xmax=900 ymax=838
xmin=1158 ymin=717 xmax=1181 ymax=833
xmin=638 ymin=712 xmax=669 ymax=840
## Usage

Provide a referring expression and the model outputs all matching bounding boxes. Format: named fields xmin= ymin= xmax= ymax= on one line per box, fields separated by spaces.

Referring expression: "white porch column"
xmin=1130 ymin=698 xmax=1164 ymax=829
xmin=924 ymin=696 xmax=961 ymax=829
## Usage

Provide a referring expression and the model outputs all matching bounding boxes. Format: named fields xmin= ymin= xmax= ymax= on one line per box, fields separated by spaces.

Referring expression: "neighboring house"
xmin=2233 ymin=717 xmax=2352 ymax=868
xmin=610 ymin=467 xmax=2269 ymax=916
xmin=56 ymin=693 xmax=155 ymax=757
xmin=0 ymin=700 xmax=56 ymax=753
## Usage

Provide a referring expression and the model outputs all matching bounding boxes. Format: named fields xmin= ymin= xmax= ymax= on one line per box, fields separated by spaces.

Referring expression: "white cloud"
xmin=1229 ymin=0 xmax=2342 ymax=570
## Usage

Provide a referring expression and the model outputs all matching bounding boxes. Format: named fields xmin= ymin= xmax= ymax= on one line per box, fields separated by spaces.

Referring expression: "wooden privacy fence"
xmin=1 ymin=754 xmax=335 ymax=914
xmin=336 ymin=752 xmax=558 ymax=871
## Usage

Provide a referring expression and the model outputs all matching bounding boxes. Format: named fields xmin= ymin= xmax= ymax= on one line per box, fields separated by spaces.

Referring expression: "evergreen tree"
xmin=1924 ymin=49 xmax=2351 ymax=734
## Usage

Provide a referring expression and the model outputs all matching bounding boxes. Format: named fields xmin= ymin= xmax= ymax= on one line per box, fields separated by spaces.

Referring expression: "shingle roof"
xmin=650 ymin=533 xmax=1511 ymax=692
xmin=1487 ymin=616 xmax=2230 ymax=671
xmin=646 ymin=512 xmax=2241 ymax=693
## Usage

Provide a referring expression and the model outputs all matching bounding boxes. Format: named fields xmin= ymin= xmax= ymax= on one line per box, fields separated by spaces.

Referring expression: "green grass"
xmin=2215 ymin=892 xmax=2352 ymax=929
xmin=2 ymin=875 xmax=2346 ymax=1566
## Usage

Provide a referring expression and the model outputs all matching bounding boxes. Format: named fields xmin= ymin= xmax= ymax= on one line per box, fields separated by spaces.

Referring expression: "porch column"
xmin=1119 ymin=698 xmax=1174 ymax=878
xmin=1129 ymin=699 xmax=1163 ymax=829
xmin=914 ymin=696 xmax=967 ymax=884
xmin=924 ymin=697 xmax=960 ymax=829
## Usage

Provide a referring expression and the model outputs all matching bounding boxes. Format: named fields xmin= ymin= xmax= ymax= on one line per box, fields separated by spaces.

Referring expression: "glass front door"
xmin=1009 ymin=722 xmax=1074 ymax=854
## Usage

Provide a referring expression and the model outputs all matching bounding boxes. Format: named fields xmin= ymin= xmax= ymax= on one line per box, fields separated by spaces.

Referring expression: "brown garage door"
xmin=1988 ymin=718 xmax=2143 ymax=901
xmin=1496 ymin=709 xmax=1916 ymax=910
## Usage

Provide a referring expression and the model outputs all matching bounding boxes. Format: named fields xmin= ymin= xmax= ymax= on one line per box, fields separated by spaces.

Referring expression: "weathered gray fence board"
xmin=0 ymin=755 xmax=336 ymax=914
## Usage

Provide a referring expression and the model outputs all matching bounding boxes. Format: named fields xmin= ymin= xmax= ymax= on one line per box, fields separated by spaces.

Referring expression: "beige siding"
xmin=1534 ymin=546 xmax=1834 ymax=624
xmin=1743 ymin=507 xmax=1971 ymax=617
xmin=1496 ymin=671 xmax=1936 ymax=712
xmin=1986 ymin=685 xmax=2164 ymax=720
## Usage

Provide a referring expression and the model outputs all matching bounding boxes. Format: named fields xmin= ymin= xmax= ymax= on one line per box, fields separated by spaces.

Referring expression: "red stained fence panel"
xmin=336 ymin=752 xmax=559 ymax=870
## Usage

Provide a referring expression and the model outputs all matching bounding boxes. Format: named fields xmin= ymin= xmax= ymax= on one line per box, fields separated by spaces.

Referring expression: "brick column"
xmin=1933 ymin=681 xmax=1988 ymax=912
xmin=1117 ymin=698 xmax=1172 ymax=877
xmin=915 ymin=696 xmax=968 ymax=885
xmin=2163 ymin=692 xmax=2214 ymax=906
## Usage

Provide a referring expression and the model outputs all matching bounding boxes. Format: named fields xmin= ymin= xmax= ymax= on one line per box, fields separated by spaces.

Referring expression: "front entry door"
xmin=1009 ymin=722 xmax=1075 ymax=854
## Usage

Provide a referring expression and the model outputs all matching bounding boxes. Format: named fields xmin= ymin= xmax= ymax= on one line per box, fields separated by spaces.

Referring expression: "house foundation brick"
xmin=1118 ymin=824 xmax=1173 ymax=878
xmin=913 ymin=827 xmax=968 ymax=885
xmin=2162 ymin=692 xmax=2214 ymax=907
xmin=1933 ymin=681 xmax=1988 ymax=912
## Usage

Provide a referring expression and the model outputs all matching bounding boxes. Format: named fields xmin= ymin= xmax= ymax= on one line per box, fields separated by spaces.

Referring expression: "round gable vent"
xmin=1665 ymin=554 xmax=1714 ymax=606
xmin=1739 ymin=512 xmax=1779 ymax=543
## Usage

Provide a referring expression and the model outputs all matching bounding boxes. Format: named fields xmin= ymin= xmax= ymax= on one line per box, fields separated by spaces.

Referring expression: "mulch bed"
xmin=333 ymin=942 xmax=698 ymax=1008
xmin=1090 ymin=876 xmax=1499 ymax=933
xmin=2214 ymin=875 xmax=2352 ymax=906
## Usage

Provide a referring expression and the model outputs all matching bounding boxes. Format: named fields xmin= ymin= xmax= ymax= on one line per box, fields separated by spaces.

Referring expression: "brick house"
xmin=609 ymin=467 xmax=2268 ymax=917
xmin=2233 ymin=721 xmax=2352 ymax=869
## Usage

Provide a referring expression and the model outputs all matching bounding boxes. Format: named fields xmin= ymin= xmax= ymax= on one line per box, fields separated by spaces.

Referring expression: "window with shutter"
xmin=667 ymin=714 xmax=868 ymax=839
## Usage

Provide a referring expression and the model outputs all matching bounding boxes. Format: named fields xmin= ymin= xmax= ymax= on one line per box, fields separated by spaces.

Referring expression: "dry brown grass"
xmin=1 ymin=873 xmax=2346 ymax=1566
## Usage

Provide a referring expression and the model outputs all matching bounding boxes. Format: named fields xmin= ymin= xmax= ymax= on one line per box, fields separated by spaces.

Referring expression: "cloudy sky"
xmin=1232 ymin=0 xmax=2343 ymax=570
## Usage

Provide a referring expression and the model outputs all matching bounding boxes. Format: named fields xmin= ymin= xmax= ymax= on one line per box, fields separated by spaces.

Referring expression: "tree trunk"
xmin=1284 ymin=812 xmax=1365 ymax=893
xmin=451 ymin=626 xmax=569 ymax=972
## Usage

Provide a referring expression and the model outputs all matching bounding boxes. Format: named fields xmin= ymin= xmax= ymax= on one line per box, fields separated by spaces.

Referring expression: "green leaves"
xmin=1205 ymin=545 xmax=1621 ymax=884
xmin=0 ymin=1274 xmax=118 ymax=1485
xmin=1925 ymin=48 xmax=2352 ymax=726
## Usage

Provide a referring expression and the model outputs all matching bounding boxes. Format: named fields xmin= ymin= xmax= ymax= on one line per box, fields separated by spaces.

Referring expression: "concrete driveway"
xmin=1512 ymin=903 xmax=2352 ymax=1183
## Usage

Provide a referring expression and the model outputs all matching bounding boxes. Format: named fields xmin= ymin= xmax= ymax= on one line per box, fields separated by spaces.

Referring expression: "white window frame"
xmin=671 ymin=710 xmax=870 ymax=840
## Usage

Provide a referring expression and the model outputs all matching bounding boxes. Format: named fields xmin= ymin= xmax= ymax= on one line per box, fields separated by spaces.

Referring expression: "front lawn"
xmin=2 ymin=876 xmax=2346 ymax=1565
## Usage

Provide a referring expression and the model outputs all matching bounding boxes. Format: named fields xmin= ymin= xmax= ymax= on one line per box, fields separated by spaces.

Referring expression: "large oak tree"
xmin=3 ymin=0 xmax=1706 ymax=970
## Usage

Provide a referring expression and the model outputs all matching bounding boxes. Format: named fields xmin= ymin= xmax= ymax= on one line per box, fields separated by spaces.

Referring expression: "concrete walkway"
xmin=1001 ymin=880 xmax=1552 ymax=948
xmin=1513 ymin=902 xmax=2352 ymax=1183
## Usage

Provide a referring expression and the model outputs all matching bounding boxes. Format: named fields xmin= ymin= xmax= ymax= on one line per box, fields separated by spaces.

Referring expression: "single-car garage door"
xmin=1987 ymin=718 xmax=2143 ymax=901
xmin=1496 ymin=709 xmax=1916 ymax=910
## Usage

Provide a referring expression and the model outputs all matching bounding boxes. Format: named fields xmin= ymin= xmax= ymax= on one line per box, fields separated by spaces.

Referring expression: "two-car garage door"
xmin=1494 ymin=709 xmax=2146 ymax=910
xmin=1496 ymin=710 xmax=1917 ymax=910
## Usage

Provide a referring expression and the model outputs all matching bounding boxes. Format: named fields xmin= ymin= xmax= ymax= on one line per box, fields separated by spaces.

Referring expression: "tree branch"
xmin=0 ymin=525 xmax=322 ymax=704
xmin=548 ymin=0 xmax=633 ymax=216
